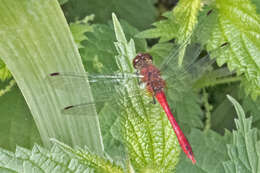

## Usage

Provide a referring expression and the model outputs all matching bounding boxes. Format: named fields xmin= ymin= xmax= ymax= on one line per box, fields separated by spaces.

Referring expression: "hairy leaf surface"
xmin=224 ymin=95 xmax=260 ymax=173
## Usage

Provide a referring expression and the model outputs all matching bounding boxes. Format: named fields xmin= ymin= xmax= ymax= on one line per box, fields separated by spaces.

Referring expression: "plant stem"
xmin=196 ymin=76 xmax=242 ymax=89
xmin=203 ymin=88 xmax=212 ymax=131
xmin=209 ymin=76 xmax=242 ymax=86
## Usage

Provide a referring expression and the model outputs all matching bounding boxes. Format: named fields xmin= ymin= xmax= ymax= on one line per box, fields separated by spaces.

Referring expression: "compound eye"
xmin=133 ymin=55 xmax=140 ymax=69
xmin=144 ymin=53 xmax=152 ymax=61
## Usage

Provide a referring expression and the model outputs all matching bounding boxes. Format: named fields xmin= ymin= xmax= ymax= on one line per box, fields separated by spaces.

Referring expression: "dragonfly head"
xmin=133 ymin=53 xmax=153 ymax=70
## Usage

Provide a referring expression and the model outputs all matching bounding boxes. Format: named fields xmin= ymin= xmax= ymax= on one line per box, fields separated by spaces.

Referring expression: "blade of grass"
xmin=0 ymin=0 xmax=103 ymax=154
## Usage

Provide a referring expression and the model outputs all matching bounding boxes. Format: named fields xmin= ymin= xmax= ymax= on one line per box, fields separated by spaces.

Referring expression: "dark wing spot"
xmin=64 ymin=105 xmax=74 ymax=110
xmin=50 ymin=72 xmax=60 ymax=76
xmin=221 ymin=42 xmax=229 ymax=47
xmin=207 ymin=9 xmax=213 ymax=16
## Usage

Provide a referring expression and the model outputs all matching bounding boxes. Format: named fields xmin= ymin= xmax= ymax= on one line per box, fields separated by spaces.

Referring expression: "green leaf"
xmin=52 ymin=139 xmax=124 ymax=173
xmin=99 ymin=104 xmax=126 ymax=160
xmin=80 ymin=20 xmax=147 ymax=74
xmin=0 ymin=59 xmax=12 ymax=81
xmin=0 ymin=82 xmax=42 ymax=151
xmin=146 ymin=42 xmax=174 ymax=64
xmin=173 ymin=0 xmax=202 ymax=43
xmin=207 ymin=0 xmax=260 ymax=98
xmin=0 ymin=140 xmax=123 ymax=173
xmin=241 ymin=94 xmax=260 ymax=128
xmin=136 ymin=12 xmax=179 ymax=42
xmin=0 ymin=0 xmax=103 ymax=152
xmin=252 ymin=0 xmax=260 ymax=13
xmin=62 ymin=0 xmax=157 ymax=30
xmin=69 ymin=14 xmax=95 ymax=48
xmin=176 ymin=129 xmax=232 ymax=173
xmin=137 ymin=0 xmax=202 ymax=65
xmin=112 ymin=14 xmax=181 ymax=172
xmin=224 ymin=95 xmax=260 ymax=173
xmin=58 ymin=0 xmax=68 ymax=5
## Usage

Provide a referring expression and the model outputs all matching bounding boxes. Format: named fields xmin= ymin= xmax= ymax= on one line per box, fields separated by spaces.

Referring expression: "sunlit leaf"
xmin=0 ymin=59 xmax=12 ymax=81
xmin=112 ymin=13 xmax=181 ymax=172
xmin=0 ymin=140 xmax=123 ymax=173
xmin=0 ymin=0 xmax=103 ymax=152
xmin=207 ymin=0 xmax=260 ymax=98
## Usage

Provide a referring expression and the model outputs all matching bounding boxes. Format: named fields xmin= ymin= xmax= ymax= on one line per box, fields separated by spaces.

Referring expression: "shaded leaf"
xmin=241 ymin=94 xmax=260 ymax=128
xmin=176 ymin=129 xmax=232 ymax=173
xmin=70 ymin=14 xmax=95 ymax=48
xmin=80 ymin=21 xmax=147 ymax=74
xmin=224 ymin=95 xmax=260 ymax=173
xmin=136 ymin=12 xmax=179 ymax=42
xmin=62 ymin=0 xmax=157 ymax=30
xmin=252 ymin=0 xmax=260 ymax=13
xmin=0 ymin=82 xmax=42 ymax=151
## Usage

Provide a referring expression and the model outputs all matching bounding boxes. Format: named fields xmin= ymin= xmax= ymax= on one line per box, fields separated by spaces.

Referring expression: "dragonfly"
xmin=48 ymin=9 xmax=229 ymax=164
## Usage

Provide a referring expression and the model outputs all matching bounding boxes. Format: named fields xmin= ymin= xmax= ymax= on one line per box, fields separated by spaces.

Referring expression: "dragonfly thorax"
xmin=140 ymin=64 xmax=166 ymax=94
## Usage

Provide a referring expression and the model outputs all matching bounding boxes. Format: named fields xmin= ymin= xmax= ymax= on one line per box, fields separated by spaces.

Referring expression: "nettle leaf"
xmin=137 ymin=0 xmax=202 ymax=43
xmin=173 ymin=0 xmax=202 ymax=43
xmin=69 ymin=14 xmax=95 ymax=48
xmin=147 ymin=42 xmax=174 ymax=65
xmin=241 ymin=94 xmax=260 ymax=128
xmin=224 ymin=95 xmax=260 ymax=173
xmin=0 ymin=59 xmax=11 ymax=81
xmin=58 ymin=0 xmax=69 ymax=5
xmin=176 ymin=129 xmax=232 ymax=173
xmin=137 ymin=0 xmax=202 ymax=65
xmin=0 ymin=140 xmax=123 ymax=173
xmin=207 ymin=0 xmax=260 ymax=98
xmin=98 ymin=104 xmax=126 ymax=160
xmin=52 ymin=139 xmax=124 ymax=173
xmin=252 ymin=0 xmax=260 ymax=13
xmin=136 ymin=12 xmax=179 ymax=42
xmin=0 ymin=82 xmax=42 ymax=151
xmin=62 ymin=0 xmax=157 ymax=30
xmin=112 ymin=14 xmax=181 ymax=172
xmin=80 ymin=20 xmax=147 ymax=74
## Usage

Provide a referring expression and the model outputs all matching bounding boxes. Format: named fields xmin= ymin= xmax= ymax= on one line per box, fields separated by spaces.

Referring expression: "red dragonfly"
xmin=49 ymin=10 xmax=228 ymax=164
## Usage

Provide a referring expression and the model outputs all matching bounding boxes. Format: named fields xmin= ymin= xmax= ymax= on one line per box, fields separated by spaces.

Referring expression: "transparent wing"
xmin=60 ymin=89 xmax=147 ymax=115
xmin=164 ymin=42 xmax=230 ymax=90
xmin=47 ymin=72 xmax=146 ymax=115
xmin=47 ymin=72 xmax=142 ymax=90
xmin=158 ymin=9 xmax=215 ymax=72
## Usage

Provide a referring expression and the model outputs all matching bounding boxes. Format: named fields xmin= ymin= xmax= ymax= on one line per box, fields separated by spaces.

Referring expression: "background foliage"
xmin=0 ymin=0 xmax=259 ymax=172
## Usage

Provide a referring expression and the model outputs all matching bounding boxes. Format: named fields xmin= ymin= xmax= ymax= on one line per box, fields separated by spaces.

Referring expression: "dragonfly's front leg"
xmin=152 ymin=94 xmax=156 ymax=104
xmin=135 ymin=71 xmax=142 ymax=85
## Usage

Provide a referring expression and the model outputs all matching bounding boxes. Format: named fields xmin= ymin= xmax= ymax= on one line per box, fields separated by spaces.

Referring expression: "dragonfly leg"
xmin=136 ymin=71 xmax=141 ymax=85
xmin=152 ymin=95 xmax=156 ymax=104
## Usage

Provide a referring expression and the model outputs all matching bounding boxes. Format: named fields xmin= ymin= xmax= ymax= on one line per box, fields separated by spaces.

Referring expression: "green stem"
xmin=196 ymin=76 xmax=242 ymax=89
xmin=203 ymin=88 xmax=212 ymax=131
xmin=209 ymin=76 xmax=242 ymax=86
